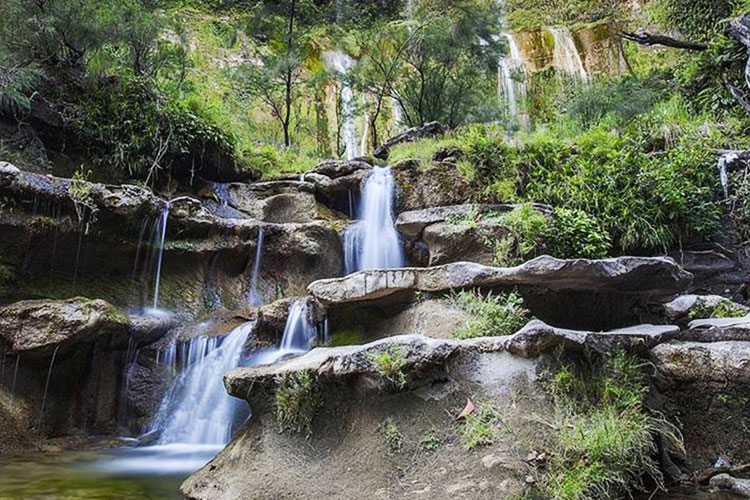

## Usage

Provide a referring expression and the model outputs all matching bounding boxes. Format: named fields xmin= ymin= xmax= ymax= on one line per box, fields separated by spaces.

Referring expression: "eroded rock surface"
xmin=0 ymin=298 xmax=131 ymax=356
xmin=308 ymin=256 xmax=691 ymax=306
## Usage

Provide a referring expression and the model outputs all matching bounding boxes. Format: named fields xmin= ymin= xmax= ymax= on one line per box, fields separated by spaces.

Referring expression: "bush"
xmin=451 ymin=290 xmax=529 ymax=339
xmin=548 ymin=208 xmax=611 ymax=259
xmin=370 ymin=343 xmax=407 ymax=389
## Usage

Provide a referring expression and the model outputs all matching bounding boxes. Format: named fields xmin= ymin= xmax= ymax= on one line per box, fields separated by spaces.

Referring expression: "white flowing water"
xmin=247 ymin=227 xmax=265 ymax=306
xmin=498 ymin=33 xmax=527 ymax=119
xmin=548 ymin=27 xmax=588 ymax=82
xmin=151 ymin=205 xmax=169 ymax=309
xmin=147 ymin=322 xmax=253 ymax=447
xmin=324 ymin=50 xmax=358 ymax=160
xmin=344 ymin=166 xmax=404 ymax=274
xmin=247 ymin=300 xmax=320 ymax=366
xmin=717 ymin=152 xmax=737 ymax=198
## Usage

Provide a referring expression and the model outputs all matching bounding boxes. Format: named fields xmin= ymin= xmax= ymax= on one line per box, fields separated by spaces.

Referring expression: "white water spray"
xmin=344 ymin=167 xmax=404 ymax=273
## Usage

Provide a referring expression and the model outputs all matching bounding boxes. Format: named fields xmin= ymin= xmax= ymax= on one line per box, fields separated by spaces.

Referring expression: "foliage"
xmin=495 ymin=204 xmax=550 ymax=265
xmin=275 ymin=371 xmax=321 ymax=435
xmin=370 ymin=343 xmax=408 ymax=389
xmin=548 ymin=208 xmax=611 ymax=259
xmin=451 ymin=290 xmax=529 ymax=339
xmin=420 ymin=431 xmax=442 ymax=452
xmin=461 ymin=403 xmax=502 ymax=450
xmin=69 ymin=168 xmax=98 ymax=224
xmin=532 ymin=352 xmax=677 ymax=500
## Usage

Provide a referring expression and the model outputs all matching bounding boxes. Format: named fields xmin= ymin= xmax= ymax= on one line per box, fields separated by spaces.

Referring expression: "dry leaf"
xmin=456 ymin=398 xmax=476 ymax=420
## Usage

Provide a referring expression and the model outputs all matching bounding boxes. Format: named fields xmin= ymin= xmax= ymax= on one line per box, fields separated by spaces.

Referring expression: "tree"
xmin=235 ymin=0 xmax=323 ymax=148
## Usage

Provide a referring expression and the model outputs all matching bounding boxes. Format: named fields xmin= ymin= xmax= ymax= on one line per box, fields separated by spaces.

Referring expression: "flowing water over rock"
xmin=548 ymin=27 xmax=589 ymax=82
xmin=151 ymin=205 xmax=169 ymax=310
xmin=344 ymin=166 xmax=404 ymax=274
xmin=247 ymin=227 xmax=265 ymax=306
xmin=248 ymin=300 xmax=321 ymax=365
xmin=498 ymin=33 xmax=528 ymax=125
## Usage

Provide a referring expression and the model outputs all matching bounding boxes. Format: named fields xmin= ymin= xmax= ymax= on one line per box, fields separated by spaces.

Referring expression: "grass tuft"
xmin=451 ymin=289 xmax=529 ymax=339
xmin=370 ymin=343 xmax=408 ymax=389
xmin=275 ymin=371 xmax=321 ymax=435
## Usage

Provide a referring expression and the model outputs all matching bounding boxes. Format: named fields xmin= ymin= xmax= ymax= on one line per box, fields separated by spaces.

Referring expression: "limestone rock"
xmin=710 ymin=474 xmax=750 ymax=497
xmin=308 ymin=256 xmax=691 ymax=306
xmin=0 ymin=298 xmax=131 ymax=356
xmin=651 ymin=341 xmax=750 ymax=384
xmin=504 ymin=319 xmax=679 ymax=358
xmin=663 ymin=294 xmax=749 ymax=321
xmin=225 ymin=180 xmax=318 ymax=223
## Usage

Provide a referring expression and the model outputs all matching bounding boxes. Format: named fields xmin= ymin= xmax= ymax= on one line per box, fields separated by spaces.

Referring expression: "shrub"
xmin=275 ymin=371 xmax=321 ymax=435
xmin=548 ymin=208 xmax=611 ymax=259
xmin=688 ymin=298 xmax=748 ymax=320
xmin=451 ymin=290 xmax=529 ymax=339
xmin=382 ymin=418 xmax=403 ymax=453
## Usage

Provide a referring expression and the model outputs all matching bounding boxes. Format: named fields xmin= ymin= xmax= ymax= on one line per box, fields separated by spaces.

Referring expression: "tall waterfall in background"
xmin=151 ymin=205 xmax=169 ymax=310
xmin=548 ymin=27 xmax=588 ymax=82
xmin=344 ymin=167 xmax=404 ymax=274
xmin=147 ymin=322 xmax=254 ymax=446
xmin=324 ymin=50 xmax=359 ymax=160
xmin=498 ymin=33 xmax=527 ymax=122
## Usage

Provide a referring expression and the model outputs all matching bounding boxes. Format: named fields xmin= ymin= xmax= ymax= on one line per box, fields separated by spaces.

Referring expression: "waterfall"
xmin=39 ymin=345 xmax=60 ymax=421
xmin=344 ymin=166 xmax=404 ymax=274
xmin=279 ymin=301 xmax=318 ymax=353
xmin=151 ymin=205 xmax=169 ymax=310
xmin=717 ymin=152 xmax=737 ymax=198
xmin=324 ymin=50 xmax=358 ymax=160
xmin=498 ymin=33 xmax=527 ymax=119
xmin=147 ymin=322 xmax=254 ymax=446
xmin=548 ymin=27 xmax=588 ymax=82
xmin=247 ymin=227 xmax=265 ymax=307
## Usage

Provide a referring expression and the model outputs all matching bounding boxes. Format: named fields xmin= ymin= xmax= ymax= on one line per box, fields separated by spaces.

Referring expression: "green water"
xmin=0 ymin=451 xmax=183 ymax=500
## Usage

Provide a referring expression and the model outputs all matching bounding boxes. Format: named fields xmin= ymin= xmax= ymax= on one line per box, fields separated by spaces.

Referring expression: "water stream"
xmin=548 ymin=27 xmax=589 ymax=82
xmin=247 ymin=227 xmax=265 ymax=306
xmin=324 ymin=50 xmax=359 ymax=160
xmin=344 ymin=166 xmax=404 ymax=274
xmin=151 ymin=205 xmax=169 ymax=310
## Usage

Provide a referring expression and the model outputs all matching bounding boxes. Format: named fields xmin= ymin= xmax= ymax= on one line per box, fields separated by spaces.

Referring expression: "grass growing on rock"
xmin=688 ymin=298 xmax=748 ymax=320
xmin=275 ymin=371 xmax=321 ymax=435
xmin=462 ymin=403 xmax=503 ymax=450
xmin=451 ymin=290 xmax=529 ymax=339
xmin=529 ymin=351 xmax=679 ymax=500
xmin=370 ymin=343 xmax=408 ymax=389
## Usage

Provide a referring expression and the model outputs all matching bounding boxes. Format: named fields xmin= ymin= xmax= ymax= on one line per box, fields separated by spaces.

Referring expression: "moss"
xmin=370 ymin=343 xmax=407 ymax=389
xmin=328 ymin=329 xmax=367 ymax=347
xmin=275 ymin=371 xmax=321 ymax=435
xmin=100 ymin=304 xmax=130 ymax=326
xmin=451 ymin=290 xmax=529 ymax=339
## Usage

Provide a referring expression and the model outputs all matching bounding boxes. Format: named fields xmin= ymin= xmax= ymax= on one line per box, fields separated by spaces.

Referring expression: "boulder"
xmin=663 ymin=294 xmax=749 ymax=322
xmin=397 ymin=204 xmax=553 ymax=266
xmin=504 ymin=319 xmax=679 ymax=358
xmin=651 ymin=341 xmax=750 ymax=384
xmin=252 ymin=296 xmax=327 ymax=345
xmin=183 ymin=334 xmax=536 ymax=500
xmin=0 ymin=298 xmax=131 ymax=357
xmin=710 ymin=474 xmax=750 ymax=498
xmin=225 ymin=181 xmax=319 ymax=223
xmin=308 ymin=256 xmax=691 ymax=306
xmin=373 ymin=121 xmax=449 ymax=160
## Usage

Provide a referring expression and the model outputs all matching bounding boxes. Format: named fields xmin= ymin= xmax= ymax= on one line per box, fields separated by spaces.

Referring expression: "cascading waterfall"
xmin=548 ymin=27 xmax=588 ymax=82
xmin=498 ymin=33 xmax=527 ymax=120
xmin=247 ymin=227 xmax=265 ymax=306
xmin=324 ymin=50 xmax=359 ymax=160
xmin=344 ymin=166 xmax=404 ymax=274
xmin=248 ymin=300 xmax=320 ymax=366
xmin=151 ymin=205 xmax=169 ymax=310
xmin=147 ymin=322 xmax=254 ymax=446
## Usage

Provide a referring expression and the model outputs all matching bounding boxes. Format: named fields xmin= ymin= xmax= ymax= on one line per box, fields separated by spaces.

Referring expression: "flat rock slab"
xmin=0 ymin=297 xmax=131 ymax=356
xmin=663 ymin=294 xmax=749 ymax=321
xmin=225 ymin=334 xmax=506 ymax=404
xmin=651 ymin=340 xmax=750 ymax=384
xmin=308 ymin=256 xmax=692 ymax=306
xmin=682 ymin=315 xmax=750 ymax=342
xmin=504 ymin=319 xmax=679 ymax=358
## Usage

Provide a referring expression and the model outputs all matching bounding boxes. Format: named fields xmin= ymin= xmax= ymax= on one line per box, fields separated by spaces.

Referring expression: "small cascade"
xmin=717 ymin=152 xmax=737 ymax=198
xmin=344 ymin=167 xmax=404 ymax=274
xmin=548 ymin=27 xmax=588 ymax=82
xmin=11 ymin=355 xmax=19 ymax=395
xmin=324 ymin=50 xmax=358 ymax=160
xmin=151 ymin=205 xmax=169 ymax=310
xmin=39 ymin=345 xmax=60 ymax=420
xmin=498 ymin=33 xmax=527 ymax=121
xmin=247 ymin=227 xmax=265 ymax=306
xmin=147 ymin=322 xmax=254 ymax=446
xmin=279 ymin=301 xmax=318 ymax=353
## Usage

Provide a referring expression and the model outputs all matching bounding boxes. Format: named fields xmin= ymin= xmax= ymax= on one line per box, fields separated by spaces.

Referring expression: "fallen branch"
xmin=618 ymin=31 xmax=707 ymax=51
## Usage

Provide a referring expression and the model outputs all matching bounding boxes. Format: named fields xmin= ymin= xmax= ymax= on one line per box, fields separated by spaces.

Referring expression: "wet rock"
xmin=394 ymin=160 xmax=477 ymax=212
xmin=373 ymin=121 xmax=449 ymax=160
xmin=710 ymin=474 xmax=750 ymax=497
xmin=0 ymin=298 xmax=131 ymax=357
xmin=309 ymin=159 xmax=372 ymax=179
xmin=504 ymin=319 xmax=679 ymax=358
xmin=225 ymin=181 xmax=318 ymax=223
xmin=308 ymin=256 xmax=691 ymax=306
xmin=253 ymin=296 xmax=326 ymax=345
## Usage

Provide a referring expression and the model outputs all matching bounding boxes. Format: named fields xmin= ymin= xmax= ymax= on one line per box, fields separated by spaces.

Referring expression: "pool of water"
xmin=0 ymin=444 xmax=222 ymax=500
